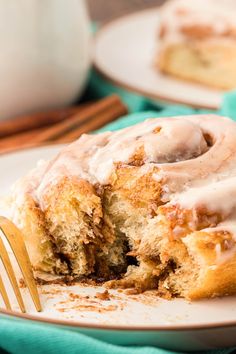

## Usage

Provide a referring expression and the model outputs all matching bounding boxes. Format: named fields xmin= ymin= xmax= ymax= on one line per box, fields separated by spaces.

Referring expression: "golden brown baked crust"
xmin=10 ymin=114 xmax=236 ymax=299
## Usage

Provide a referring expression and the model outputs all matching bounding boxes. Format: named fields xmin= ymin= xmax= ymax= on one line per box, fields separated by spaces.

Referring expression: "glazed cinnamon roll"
xmin=10 ymin=115 xmax=236 ymax=299
xmin=157 ymin=0 xmax=236 ymax=90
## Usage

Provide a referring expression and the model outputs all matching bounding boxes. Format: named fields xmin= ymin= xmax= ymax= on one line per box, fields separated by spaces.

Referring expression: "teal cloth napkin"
xmin=85 ymin=70 xmax=236 ymax=120
xmin=1 ymin=75 xmax=236 ymax=354
xmin=0 ymin=316 xmax=235 ymax=354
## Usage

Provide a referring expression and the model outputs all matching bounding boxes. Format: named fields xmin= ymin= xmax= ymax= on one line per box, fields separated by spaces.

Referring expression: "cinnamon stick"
xmin=0 ymin=95 xmax=128 ymax=154
xmin=56 ymin=101 xmax=126 ymax=143
xmin=0 ymin=103 xmax=91 ymax=138
xmin=25 ymin=95 xmax=127 ymax=144
xmin=0 ymin=127 xmax=47 ymax=149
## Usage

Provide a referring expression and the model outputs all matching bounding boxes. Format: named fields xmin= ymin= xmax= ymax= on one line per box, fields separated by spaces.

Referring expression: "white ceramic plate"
xmin=93 ymin=8 xmax=225 ymax=110
xmin=0 ymin=146 xmax=236 ymax=351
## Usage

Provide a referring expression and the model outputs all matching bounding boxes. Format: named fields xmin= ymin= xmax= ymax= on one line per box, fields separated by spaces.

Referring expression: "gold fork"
xmin=0 ymin=216 xmax=41 ymax=312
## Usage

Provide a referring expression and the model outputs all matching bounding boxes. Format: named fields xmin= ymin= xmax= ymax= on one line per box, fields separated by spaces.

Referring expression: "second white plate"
xmin=94 ymin=8 xmax=224 ymax=110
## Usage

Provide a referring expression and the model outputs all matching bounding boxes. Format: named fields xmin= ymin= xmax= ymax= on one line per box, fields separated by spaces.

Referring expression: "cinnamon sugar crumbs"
xmin=36 ymin=276 xmax=76 ymax=286
xmin=95 ymin=290 xmax=110 ymax=301
xmin=156 ymin=283 xmax=173 ymax=300
xmin=125 ymin=288 xmax=139 ymax=295
xmin=120 ymin=290 xmax=164 ymax=305
xmin=68 ymin=292 xmax=90 ymax=300
xmin=19 ymin=278 xmax=26 ymax=288
xmin=35 ymin=276 xmax=100 ymax=287
xmin=52 ymin=289 xmax=128 ymax=314
xmin=157 ymin=291 xmax=173 ymax=301
xmin=58 ymin=308 xmax=67 ymax=313
xmin=153 ymin=126 xmax=162 ymax=134
xmin=74 ymin=304 xmax=118 ymax=312
xmin=57 ymin=304 xmax=118 ymax=313
xmin=41 ymin=288 xmax=63 ymax=295
xmin=37 ymin=280 xmax=165 ymax=314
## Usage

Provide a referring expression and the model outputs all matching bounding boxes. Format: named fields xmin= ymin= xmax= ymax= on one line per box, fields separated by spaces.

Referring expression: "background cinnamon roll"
xmin=157 ymin=0 xmax=236 ymax=90
xmin=10 ymin=115 xmax=236 ymax=299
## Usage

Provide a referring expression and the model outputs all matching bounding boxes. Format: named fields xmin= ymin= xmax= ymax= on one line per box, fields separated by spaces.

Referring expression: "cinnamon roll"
xmin=157 ymin=0 xmax=236 ymax=90
xmin=10 ymin=115 xmax=236 ymax=299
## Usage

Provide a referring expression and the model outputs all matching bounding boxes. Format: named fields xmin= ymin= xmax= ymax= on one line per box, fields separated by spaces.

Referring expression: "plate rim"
xmin=1 ymin=145 xmax=236 ymax=331
xmin=1 ymin=306 xmax=236 ymax=331
xmin=0 ymin=141 xmax=63 ymax=157
xmin=93 ymin=7 xmax=220 ymax=111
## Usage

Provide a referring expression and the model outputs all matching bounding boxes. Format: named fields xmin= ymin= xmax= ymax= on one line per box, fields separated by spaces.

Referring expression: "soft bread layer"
xmin=104 ymin=167 xmax=236 ymax=299
xmin=158 ymin=41 xmax=236 ymax=90
xmin=15 ymin=177 xmax=127 ymax=279
xmin=12 ymin=162 xmax=236 ymax=300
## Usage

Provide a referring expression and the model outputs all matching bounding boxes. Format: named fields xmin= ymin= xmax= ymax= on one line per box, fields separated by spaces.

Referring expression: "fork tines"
xmin=0 ymin=216 xmax=41 ymax=312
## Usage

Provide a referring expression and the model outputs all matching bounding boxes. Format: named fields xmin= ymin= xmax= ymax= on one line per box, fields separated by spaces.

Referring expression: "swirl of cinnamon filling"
xmin=35 ymin=115 xmax=214 ymax=197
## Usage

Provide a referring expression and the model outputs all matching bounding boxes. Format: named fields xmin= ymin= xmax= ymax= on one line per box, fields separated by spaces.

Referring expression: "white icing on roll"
xmin=171 ymin=177 xmax=236 ymax=217
xmin=159 ymin=0 xmax=236 ymax=44
xmin=88 ymin=118 xmax=208 ymax=183
xmin=11 ymin=114 xmax=236 ymax=250
xmin=187 ymin=220 xmax=236 ymax=265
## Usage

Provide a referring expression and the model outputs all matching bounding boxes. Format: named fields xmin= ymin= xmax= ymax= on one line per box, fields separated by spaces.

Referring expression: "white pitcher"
xmin=0 ymin=0 xmax=91 ymax=119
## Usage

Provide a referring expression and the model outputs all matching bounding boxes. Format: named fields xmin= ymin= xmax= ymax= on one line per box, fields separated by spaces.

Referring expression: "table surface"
xmin=87 ymin=0 xmax=165 ymax=22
